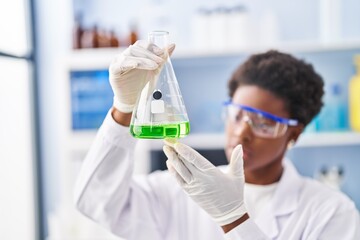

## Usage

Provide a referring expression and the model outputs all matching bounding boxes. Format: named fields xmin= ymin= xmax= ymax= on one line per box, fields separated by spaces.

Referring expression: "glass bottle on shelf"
xmin=109 ymin=30 xmax=120 ymax=47
xmin=72 ymin=13 xmax=84 ymax=49
xmin=129 ymin=21 xmax=138 ymax=45
xmin=317 ymin=83 xmax=348 ymax=132
xmin=81 ymin=25 xmax=100 ymax=49
xmin=349 ymin=55 xmax=360 ymax=131
xmin=130 ymin=31 xmax=190 ymax=139
xmin=92 ymin=25 xmax=100 ymax=48
xmin=98 ymin=28 xmax=110 ymax=48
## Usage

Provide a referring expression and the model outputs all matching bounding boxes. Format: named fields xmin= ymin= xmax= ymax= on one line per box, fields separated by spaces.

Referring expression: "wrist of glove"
xmin=163 ymin=140 xmax=247 ymax=226
xmin=109 ymin=40 xmax=175 ymax=113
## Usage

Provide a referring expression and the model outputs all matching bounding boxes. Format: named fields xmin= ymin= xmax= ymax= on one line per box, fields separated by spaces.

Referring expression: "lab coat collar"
xmin=255 ymin=160 xmax=303 ymax=238
xmin=272 ymin=160 xmax=302 ymax=216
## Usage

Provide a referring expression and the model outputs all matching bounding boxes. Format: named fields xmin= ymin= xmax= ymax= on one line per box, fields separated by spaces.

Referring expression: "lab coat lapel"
xmin=255 ymin=160 xmax=303 ymax=239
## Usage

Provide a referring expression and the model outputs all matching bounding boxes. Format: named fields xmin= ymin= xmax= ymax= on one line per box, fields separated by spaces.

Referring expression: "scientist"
xmin=74 ymin=40 xmax=360 ymax=239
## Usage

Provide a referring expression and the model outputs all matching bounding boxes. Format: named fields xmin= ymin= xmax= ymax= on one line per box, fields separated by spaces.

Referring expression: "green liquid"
xmin=130 ymin=122 xmax=190 ymax=139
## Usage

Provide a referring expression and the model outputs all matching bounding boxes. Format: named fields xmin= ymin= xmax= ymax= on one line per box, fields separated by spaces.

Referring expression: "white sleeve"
xmin=224 ymin=218 xmax=270 ymax=240
xmin=74 ymin=111 xmax=167 ymax=239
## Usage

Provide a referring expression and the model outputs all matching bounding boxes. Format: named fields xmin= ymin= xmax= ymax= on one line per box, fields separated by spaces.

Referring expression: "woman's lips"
xmin=232 ymin=145 xmax=251 ymax=161
xmin=243 ymin=150 xmax=250 ymax=161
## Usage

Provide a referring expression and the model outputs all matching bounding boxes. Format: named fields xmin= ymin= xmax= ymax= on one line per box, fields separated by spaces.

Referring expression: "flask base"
xmin=130 ymin=122 xmax=190 ymax=139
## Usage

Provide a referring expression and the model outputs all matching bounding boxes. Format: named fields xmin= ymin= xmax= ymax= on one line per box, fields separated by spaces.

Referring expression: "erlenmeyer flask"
xmin=130 ymin=31 xmax=190 ymax=139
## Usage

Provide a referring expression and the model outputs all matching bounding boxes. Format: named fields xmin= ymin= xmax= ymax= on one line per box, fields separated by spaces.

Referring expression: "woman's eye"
xmin=257 ymin=117 xmax=274 ymax=125
xmin=254 ymin=121 xmax=274 ymax=131
xmin=258 ymin=123 xmax=269 ymax=129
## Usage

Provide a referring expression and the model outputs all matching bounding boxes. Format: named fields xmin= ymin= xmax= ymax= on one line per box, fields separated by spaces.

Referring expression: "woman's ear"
xmin=287 ymin=125 xmax=303 ymax=149
xmin=288 ymin=124 xmax=304 ymax=143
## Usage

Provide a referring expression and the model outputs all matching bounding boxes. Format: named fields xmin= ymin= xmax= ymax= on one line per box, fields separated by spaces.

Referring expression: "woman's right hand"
xmin=109 ymin=40 xmax=175 ymax=113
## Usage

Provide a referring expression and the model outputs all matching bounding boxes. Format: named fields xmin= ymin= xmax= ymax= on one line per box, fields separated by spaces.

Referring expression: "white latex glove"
xmin=109 ymin=40 xmax=175 ymax=113
xmin=163 ymin=140 xmax=247 ymax=226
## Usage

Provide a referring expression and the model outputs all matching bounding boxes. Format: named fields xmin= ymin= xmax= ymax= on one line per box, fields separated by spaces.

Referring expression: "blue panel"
xmin=70 ymin=70 xmax=113 ymax=130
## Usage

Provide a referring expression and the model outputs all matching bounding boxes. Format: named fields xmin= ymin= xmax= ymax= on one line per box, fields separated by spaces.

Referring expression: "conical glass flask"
xmin=130 ymin=31 xmax=190 ymax=139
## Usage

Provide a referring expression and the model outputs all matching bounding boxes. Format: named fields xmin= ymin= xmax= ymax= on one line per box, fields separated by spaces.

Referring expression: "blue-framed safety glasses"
xmin=223 ymin=100 xmax=299 ymax=138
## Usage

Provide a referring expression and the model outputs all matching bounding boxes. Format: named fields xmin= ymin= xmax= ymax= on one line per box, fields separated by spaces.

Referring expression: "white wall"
xmin=0 ymin=59 xmax=36 ymax=240
xmin=35 ymin=0 xmax=126 ymax=238
xmin=35 ymin=0 xmax=73 ymax=213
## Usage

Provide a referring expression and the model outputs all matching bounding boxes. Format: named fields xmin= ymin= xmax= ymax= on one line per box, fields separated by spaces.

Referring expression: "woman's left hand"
xmin=163 ymin=140 xmax=248 ymax=226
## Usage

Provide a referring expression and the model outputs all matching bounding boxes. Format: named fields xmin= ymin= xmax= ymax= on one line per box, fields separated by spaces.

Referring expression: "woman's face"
xmin=225 ymin=85 xmax=301 ymax=184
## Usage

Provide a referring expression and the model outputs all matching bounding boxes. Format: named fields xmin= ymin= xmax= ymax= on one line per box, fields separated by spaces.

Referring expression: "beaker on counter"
xmin=130 ymin=31 xmax=190 ymax=139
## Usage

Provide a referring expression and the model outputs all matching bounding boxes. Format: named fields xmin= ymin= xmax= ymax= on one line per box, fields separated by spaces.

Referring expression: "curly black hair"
xmin=228 ymin=50 xmax=324 ymax=126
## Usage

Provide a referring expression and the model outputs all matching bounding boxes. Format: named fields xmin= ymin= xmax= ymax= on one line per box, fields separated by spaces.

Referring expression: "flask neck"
xmin=148 ymin=31 xmax=169 ymax=49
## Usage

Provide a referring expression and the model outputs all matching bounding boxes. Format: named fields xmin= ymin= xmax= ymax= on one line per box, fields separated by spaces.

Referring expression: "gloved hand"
xmin=163 ymin=140 xmax=247 ymax=226
xmin=109 ymin=40 xmax=175 ymax=113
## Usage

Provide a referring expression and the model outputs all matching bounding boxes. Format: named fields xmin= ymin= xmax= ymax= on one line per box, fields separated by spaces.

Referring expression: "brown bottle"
xmin=129 ymin=30 xmax=137 ymax=45
xmin=73 ymin=14 xmax=84 ymax=49
xmin=98 ymin=29 xmax=111 ymax=48
xmin=81 ymin=25 xmax=101 ymax=49
xmin=129 ymin=22 xmax=138 ymax=45
xmin=92 ymin=25 xmax=100 ymax=48
xmin=109 ymin=30 xmax=120 ymax=47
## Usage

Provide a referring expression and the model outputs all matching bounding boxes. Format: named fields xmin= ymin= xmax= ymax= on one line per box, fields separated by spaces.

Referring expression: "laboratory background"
xmin=1 ymin=0 xmax=360 ymax=239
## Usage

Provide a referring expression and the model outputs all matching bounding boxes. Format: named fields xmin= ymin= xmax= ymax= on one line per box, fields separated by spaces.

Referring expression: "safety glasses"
xmin=223 ymin=100 xmax=298 ymax=138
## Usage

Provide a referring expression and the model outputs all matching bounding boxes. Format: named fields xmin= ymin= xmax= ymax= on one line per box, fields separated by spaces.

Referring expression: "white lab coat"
xmin=74 ymin=112 xmax=360 ymax=240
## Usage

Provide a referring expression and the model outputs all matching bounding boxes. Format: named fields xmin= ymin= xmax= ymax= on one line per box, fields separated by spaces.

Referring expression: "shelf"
xmin=296 ymin=131 xmax=360 ymax=148
xmin=68 ymin=48 xmax=126 ymax=70
xmin=66 ymin=130 xmax=360 ymax=152
xmin=67 ymin=39 xmax=360 ymax=70
xmin=173 ymin=39 xmax=360 ymax=59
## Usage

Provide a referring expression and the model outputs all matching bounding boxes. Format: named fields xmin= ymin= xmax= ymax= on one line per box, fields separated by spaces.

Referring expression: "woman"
xmin=74 ymin=41 xmax=360 ymax=239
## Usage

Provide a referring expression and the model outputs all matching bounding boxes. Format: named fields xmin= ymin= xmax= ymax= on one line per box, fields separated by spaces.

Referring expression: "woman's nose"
xmin=233 ymin=116 xmax=253 ymax=141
